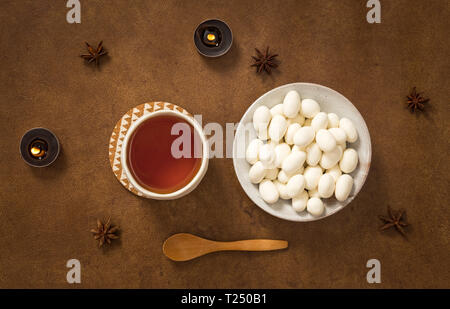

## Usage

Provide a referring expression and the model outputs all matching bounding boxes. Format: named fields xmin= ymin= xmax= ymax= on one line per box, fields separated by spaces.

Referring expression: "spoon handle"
xmin=214 ymin=239 xmax=288 ymax=252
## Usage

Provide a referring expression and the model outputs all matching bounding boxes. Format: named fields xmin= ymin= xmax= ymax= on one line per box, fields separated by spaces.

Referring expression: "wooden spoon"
xmin=163 ymin=233 xmax=288 ymax=261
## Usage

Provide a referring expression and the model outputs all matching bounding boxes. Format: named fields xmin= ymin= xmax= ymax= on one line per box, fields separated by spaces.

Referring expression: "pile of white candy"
xmin=246 ymin=90 xmax=359 ymax=217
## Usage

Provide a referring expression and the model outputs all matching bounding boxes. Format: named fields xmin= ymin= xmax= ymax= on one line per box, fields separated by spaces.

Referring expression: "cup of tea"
xmin=121 ymin=109 xmax=209 ymax=200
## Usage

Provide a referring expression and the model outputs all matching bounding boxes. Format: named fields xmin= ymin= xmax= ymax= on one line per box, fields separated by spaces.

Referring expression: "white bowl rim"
xmin=232 ymin=82 xmax=372 ymax=222
xmin=121 ymin=109 xmax=209 ymax=200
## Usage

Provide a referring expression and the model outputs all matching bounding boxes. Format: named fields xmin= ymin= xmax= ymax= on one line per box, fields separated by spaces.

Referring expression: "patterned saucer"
xmin=108 ymin=102 xmax=192 ymax=196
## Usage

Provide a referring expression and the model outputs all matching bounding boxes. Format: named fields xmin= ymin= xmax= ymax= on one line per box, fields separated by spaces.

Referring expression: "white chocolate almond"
xmin=286 ymin=174 xmax=305 ymax=198
xmin=274 ymin=180 xmax=291 ymax=200
xmin=303 ymin=166 xmax=323 ymax=190
xmin=253 ymin=106 xmax=271 ymax=130
xmin=328 ymin=127 xmax=347 ymax=145
xmin=335 ymin=174 xmax=353 ymax=201
xmin=311 ymin=112 xmax=328 ymax=132
xmin=318 ymin=174 xmax=335 ymax=198
xmin=339 ymin=118 xmax=358 ymax=143
xmin=293 ymin=126 xmax=315 ymax=148
xmin=270 ymin=104 xmax=284 ymax=117
xmin=327 ymin=113 xmax=339 ymax=128
xmin=316 ymin=129 xmax=337 ymax=152
xmin=283 ymin=90 xmax=301 ymax=118
xmin=325 ymin=165 xmax=342 ymax=182
xmin=301 ymin=99 xmax=320 ymax=118
xmin=274 ymin=143 xmax=291 ymax=168
xmin=259 ymin=143 xmax=276 ymax=169
xmin=307 ymin=197 xmax=324 ymax=216
xmin=306 ymin=142 xmax=322 ymax=166
xmin=320 ymin=145 xmax=342 ymax=169
xmin=268 ymin=114 xmax=288 ymax=142
xmin=292 ymin=190 xmax=308 ymax=212
xmin=282 ymin=151 xmax=306 ymax=175
xmin=285 ymin=123 xmax=301 ymax=145
xmin=249 ymin=161 xmax=266 ymax=184
xmin=339 ymin=148 xmax=359 ymax=173
xmin=259 ymin=180 xmax=279 ymax=204
xmin=277 ymin=169 xmax=291 ymax=184
xmin=246 ymin=139 xmax=263 ymax=164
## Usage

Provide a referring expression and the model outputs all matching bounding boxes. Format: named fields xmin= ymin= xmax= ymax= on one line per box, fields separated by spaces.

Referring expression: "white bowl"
xmin=232 ymin=83 xmax=371 ymax=222
xmin=121 ymin=109 xmax=209 ymax=200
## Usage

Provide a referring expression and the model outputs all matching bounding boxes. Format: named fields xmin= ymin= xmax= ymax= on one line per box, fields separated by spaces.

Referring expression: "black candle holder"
xmin=20 ymin=128 xmax=60 ymax=167
xmin=194 ymin=19 xmax=233 ymax=57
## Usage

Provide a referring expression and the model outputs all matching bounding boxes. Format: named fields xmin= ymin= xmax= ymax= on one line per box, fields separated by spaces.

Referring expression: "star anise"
xmin=90 ymin=217 xmax=119 ymax=248
xmin=406 ymin=87 xmax=429 ymax=112
xmin=251 ymin=46 xmax=279 ymax=74
xmin=379 ymin=206 xmax=409 ymax=237
xmin=80 ymin=41 xmax=108 ymax=66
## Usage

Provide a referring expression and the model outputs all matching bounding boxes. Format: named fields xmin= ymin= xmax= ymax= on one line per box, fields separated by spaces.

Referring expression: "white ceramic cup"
xmin=121 ymin=109 xmax=209 ymax=200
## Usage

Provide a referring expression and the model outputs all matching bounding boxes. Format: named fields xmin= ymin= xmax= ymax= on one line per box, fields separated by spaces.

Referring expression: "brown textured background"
xmin=0 ymin=0 xmax=449 ymax=288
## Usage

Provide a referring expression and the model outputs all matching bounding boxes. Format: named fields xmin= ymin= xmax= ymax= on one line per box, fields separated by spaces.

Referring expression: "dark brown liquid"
xmin=126 ymin=115 xmax=202 ymax=194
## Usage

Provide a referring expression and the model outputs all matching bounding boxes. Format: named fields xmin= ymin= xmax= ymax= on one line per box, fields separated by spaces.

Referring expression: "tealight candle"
xmin=29 ymin=139 xmax=48 ymax=159
xmin=20 ymin=128 xmax=60 ymax=167
xmin=202 ymin=28 xmax=221 ymax=47
xmin=194 ymin=19 xmax=232 ymax=57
